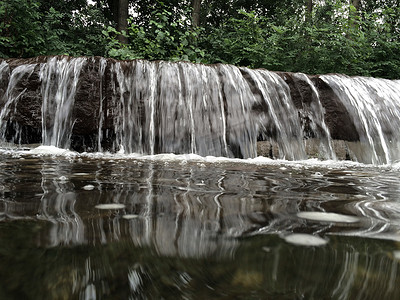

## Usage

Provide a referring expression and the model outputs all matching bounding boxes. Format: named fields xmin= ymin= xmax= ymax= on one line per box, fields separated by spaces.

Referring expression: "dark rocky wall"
xmin=277 ymin=72 xmax=359 ymax=141
xmin=0 ymin=56 xmax=360 ymax=151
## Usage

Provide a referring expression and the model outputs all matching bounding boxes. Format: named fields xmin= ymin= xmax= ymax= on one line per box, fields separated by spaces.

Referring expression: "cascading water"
xmin=111 ymin=60 xmax=253 ymax=157
xmin=111 ymin=60 xmax=158 ymax=155
xmin=109 ymin=60 xmax=307 ymax=159
xmin=0 ymin=62 xmax=36 ymax=143
xmin=293 ymin=73 xmax=336 ymax=160
xmin=242 ymin=68 xmax=307 ymax=160
xmin=97 ymin=57 xmax=107 ymax=152
xmin=39 ymin=56 xmax=86 ymax=149
xmin=1 ymin=56 xmax=400 ymax=163
xmin=321 ymin=75 xmax=400 ymax=164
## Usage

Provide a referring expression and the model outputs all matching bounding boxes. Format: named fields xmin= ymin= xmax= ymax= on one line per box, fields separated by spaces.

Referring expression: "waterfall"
xmin=110 ymin=61 xmax=259 ymax=157
xmin=293 ymin=73 xmax=336 ymax=160
xmin=111 ymin=60 xmax=158 ymax=154
xmin=321 ymin=75 xmax=400 ymax=164
xmin=97 ymin=57 xmax=107 ymax=152
xmin=242 ymin=68 xmax=306 ymax=160
xmin=0 ymin=62 xmax=36 ymax=143
xmin=109 ymin=60 xmax=307 ymax=159
xmin=1 ymin=56 xmax=400 ymax=163
xmin=39 ymin=57 xmax=86 ymax=149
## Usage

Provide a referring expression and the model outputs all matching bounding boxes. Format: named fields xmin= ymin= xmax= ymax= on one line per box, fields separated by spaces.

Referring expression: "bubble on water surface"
xmin=283 ymin=233 xmax=328 ymax=246
xmin=83 ymin=184 xmax=95 ymax=190
xmin=95 ymin=203 xmax=125 ymax=210
xmin=122 ymin=214 xmax=140 ymax=219
xmin=311 ymin=172 xmax=323 ymax=177
xmin=297 ymin=211 xmax=360 ymax=223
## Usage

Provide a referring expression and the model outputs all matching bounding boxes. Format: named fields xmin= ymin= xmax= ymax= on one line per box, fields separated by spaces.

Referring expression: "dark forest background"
xmin=1 ymin=0 xmax=399 ymax=78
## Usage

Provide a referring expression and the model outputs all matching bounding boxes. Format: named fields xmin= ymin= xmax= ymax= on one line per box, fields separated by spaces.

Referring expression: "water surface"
xmin=1 ymin=148 xmax=400 ymax=299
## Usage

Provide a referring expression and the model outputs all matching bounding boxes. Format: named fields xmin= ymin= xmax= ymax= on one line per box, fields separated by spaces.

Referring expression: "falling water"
xmin=39 ymin=57 xmax=86 ymax=149
xmin=293 ymin=73 xmax=336 ymax=160
xmin=1 ymin=57 xmax=400 ymax=163
xmin=111 ymin=60 xmax=157 ymax=154
xmin=97 ymin=57 xmax=107 ymax=152
xmin=0 ymin=62 xmax=36 ymax=143
xmin=109 ymin=60 xmax=308 ymax=159
xmin=242 ymin=68 xmax=306 ymax=160
xmin=321 ymin=75 xmax=400 ymax=164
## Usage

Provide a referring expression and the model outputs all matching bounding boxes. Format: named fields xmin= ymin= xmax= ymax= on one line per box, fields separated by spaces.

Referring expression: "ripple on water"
xmin=297 ymin=211 xmax=360 ymax=223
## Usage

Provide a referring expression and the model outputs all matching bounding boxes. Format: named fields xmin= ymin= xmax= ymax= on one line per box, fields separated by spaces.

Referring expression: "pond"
xmin=1 ymin=146 xmax=400 ymax=299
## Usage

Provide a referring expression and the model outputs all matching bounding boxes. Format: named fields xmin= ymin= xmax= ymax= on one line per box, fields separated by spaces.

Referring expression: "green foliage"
xmin=204 ymin=10 xmax=270 ymax=67
xmin=1 ymin=0 xmax=400 ymax=79
xmin=103 ymin=5 xmax=206 ymax=63
xmin=0 ymin=0 xmax=44 ymax=57
xmin=200 ymin=1 xmax=400 ymax=79
xmin=0 ymin=0 xmax=109 ymax=58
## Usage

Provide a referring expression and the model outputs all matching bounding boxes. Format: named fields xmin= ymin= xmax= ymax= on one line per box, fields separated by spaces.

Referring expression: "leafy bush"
xmin=0 ymin=0 xmax=108 ymax=58
xmin=1 ymin=0 xmax=400 ymax=79
xmin=103 ymin=6 xmax=206 ymax=63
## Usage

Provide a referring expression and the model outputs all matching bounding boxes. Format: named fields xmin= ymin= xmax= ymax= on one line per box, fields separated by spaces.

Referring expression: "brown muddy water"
xmin=1 ymin=147 xmax=400 ymax=299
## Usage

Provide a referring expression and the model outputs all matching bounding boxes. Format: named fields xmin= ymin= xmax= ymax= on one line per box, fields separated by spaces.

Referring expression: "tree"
xmin=306 ymin=0 xmax=313 ymax=23
xmin=0 ymin=0 xmax=109 ymax=58
xmin=191 ymin=0 xmax=201 ymax=27
xmin=351 ymin=0 xmax=361 ymax=11
xmin=116 ymin=0 xmax=129 ymax=44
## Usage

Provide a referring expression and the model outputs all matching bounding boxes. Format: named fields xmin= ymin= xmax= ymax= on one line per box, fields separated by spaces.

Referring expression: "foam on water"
xmin=122 ymin=214 xmax=141 ymax=220
xmin=3 ymin=143 xmax=400 ymax=175
xmin=28 ymin=145 xmax=77 ymax=156
xmin=0 ymin=145 xmax=373 ymax=168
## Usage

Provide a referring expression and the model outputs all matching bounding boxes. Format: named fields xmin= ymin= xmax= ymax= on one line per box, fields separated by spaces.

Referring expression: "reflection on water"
xmin=1 ymin=151 xmax=400 ymax=299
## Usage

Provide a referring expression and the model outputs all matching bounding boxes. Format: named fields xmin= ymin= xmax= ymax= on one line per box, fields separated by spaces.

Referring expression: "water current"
xmin=1 ymin=147 xmax=400 ymax=299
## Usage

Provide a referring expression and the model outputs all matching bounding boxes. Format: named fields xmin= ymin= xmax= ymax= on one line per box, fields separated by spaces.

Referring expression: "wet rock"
xmin=312 ymin=77 xmax=359 ymax=141
xmin=277 ymin=72 xmax=359 ymax=141
xmin=0 ymin=56 xmax=363 ymax=152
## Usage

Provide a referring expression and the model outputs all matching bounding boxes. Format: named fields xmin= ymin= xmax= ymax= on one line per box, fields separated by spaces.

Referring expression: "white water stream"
xmin=0 ymin=57 xmax=400 ymax=164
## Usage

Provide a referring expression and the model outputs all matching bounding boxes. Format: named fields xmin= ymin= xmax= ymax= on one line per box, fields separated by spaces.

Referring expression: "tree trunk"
xmin=192 ymin=0 xmax=201 ymax=27
xmin=348 ymin=0 xmax=361 ymax=38
xmin=116 ymin=0 xmax=129 ymax=44
xmin=351 ymin=0 xmax=361 ymax=11
xmin=307 ymin=0 xmax=313 ymax=14
xmin=306 ymin=0 xmax=313 ymax=23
